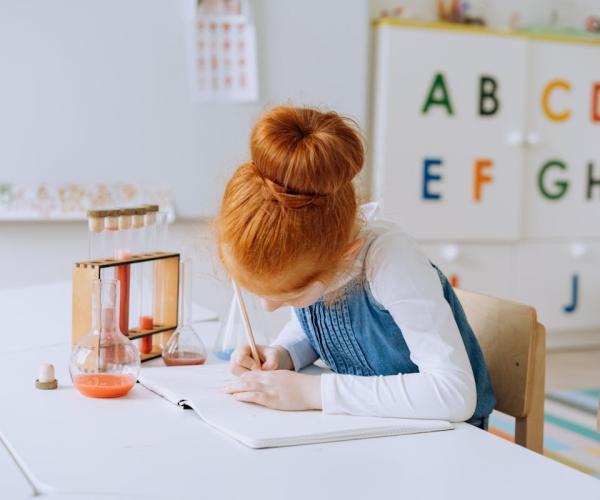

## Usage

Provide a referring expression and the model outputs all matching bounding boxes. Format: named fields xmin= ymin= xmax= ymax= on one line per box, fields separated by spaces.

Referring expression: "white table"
xmin=1 ymin=283 xmax=600 ymax=499
xmin=0 ymin=436 xmax=35 ymax=499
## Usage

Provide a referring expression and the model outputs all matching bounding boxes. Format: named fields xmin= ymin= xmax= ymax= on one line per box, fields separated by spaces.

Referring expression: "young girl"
xmin=218 ymin=106 xmax=495 ymax=428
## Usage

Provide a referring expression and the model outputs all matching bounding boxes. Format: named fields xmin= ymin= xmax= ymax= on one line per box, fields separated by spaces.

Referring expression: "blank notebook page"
xmin=139 ymin=364 xmax=453 ymax=449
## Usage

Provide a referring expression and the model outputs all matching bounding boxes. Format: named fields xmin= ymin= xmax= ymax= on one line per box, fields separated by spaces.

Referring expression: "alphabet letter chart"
xmin=525 ymin=40 xmax=600 ymax=239
xmin=372 ymin=20 xmax=600 ymax=337
xmin=372 ymin=23 xmax=528 ymax=240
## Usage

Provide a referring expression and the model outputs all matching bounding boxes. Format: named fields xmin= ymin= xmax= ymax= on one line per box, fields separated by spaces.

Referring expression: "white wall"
xmin=0 ymin=0 xmax=369 ymax=218
xmin=3 ymin=0 xmax=598 ymax=327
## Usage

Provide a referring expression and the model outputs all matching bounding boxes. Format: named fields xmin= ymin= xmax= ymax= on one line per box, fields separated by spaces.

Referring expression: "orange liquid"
xmin=139 ymin=315 xmax=154 ymax=330
xmin=162 ymin=351 xmax=206 ymax=366
xmin=73 ymin=373 xmax=136 ymax=398
xmin=139 ymin=316 xmax=154 ymax=354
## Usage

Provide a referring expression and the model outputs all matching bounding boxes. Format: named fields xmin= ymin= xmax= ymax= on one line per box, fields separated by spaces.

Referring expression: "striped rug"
xmin=489 ymin=388 xmax=600 ymax=478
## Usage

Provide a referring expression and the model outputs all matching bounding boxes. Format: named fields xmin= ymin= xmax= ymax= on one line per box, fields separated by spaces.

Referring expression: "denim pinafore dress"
xmin=294 ymin=264 xmax=496 ymax=426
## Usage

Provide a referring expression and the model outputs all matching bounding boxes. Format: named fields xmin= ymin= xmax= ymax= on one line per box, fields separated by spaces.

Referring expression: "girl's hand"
xmin=229 ymin=344 xmax=294 ymax=375
xmin=225 ymin=370 xmax=322 ymax=411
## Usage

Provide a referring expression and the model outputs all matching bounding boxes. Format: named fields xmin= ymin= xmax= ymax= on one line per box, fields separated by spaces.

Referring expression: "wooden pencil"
xmin=232 ymin=280 xmax=261 ymax=365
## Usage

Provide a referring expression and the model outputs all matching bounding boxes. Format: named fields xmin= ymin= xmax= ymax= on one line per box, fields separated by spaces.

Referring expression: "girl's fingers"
xmin=224 ymin=377 xmax=262 ymax=394
xmin=261 ymin=349 xmax=278 ymax=370
xmin=229 ymin=364 xmax=248 ymax=376
xmin=240 ymin=356 xmax=260 ymax=371
xmin=230 ymin=345 xmax=251 ymax=364
xmin=231 ymin=346 xmax=261 ymax=372
xmin=232 ymin=391 xmax=268 ymax=406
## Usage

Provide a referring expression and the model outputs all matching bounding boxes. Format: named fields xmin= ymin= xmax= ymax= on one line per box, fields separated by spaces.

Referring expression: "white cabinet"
xmin=524 ymin=40 xmax=600 ymax=238
xmin=372 ymin=20 xmax=600 ymax=336
xmin=372 ymin=24 xmax=528 ymax=240
xmin=515 ymin=243 xmax=600 ymax=331
xmin=421 ymin=243 xmax=514 ymax=300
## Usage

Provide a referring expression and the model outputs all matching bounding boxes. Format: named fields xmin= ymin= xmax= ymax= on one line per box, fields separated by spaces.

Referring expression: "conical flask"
xmin=162 ymin=258 xmax=207 ymax=366
xmin=213 ymin=284 xmax=271 ymax=361
xmin=70 ymin=279 xmax=140 ymax=398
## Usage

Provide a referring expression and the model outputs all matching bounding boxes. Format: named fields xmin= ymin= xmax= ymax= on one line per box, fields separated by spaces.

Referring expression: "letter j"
xmin=563 ymin=274 xmax=579 ymax=314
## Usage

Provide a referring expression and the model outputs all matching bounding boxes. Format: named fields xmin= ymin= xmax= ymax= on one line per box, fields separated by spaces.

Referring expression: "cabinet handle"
xmin=569 ymin=242 xmax=588 ymax=259
xmin=526 ymin=132 xmax=541 ymax=147
xmin=441 ymin=244 xmax=460 ymax=262
xmin=506 ymin=131 xmax=525 ymax=147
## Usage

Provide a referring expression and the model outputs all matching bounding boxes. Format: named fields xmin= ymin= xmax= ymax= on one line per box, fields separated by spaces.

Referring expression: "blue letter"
xmin=422 ymin=158 xmax=443 ymax=200
xmin=563 ymin=274 xmax=579 ymax=314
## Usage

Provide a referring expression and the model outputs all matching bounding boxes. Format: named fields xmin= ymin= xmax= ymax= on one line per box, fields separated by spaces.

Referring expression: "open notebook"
xmin=138 ymin=364 xmax=453 ymax=449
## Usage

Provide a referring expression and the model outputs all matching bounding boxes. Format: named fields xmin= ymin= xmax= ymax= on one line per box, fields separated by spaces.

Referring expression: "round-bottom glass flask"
xmin=70 ymin=279 xmax=140 ymax=398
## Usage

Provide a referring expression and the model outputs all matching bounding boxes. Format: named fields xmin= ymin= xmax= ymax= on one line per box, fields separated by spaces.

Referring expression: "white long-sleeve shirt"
xmin=273 ymin=211 xmax=477 ymax=422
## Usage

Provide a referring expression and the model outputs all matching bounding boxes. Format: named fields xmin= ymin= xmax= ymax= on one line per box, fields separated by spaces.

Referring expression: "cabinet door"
xmin=515 ymin=242 xmax=600 ymax=331
xmin=525 ymin=40 xmax=600 ymax=238
xmin=372 ymin=25 xmax=528 ymax=240
xmin=420 ymin=243 xmax=514 ymax=300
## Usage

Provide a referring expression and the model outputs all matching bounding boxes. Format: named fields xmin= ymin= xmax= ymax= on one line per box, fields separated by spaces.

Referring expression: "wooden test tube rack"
xmin=72 ymin=252 xmax=180 ymax=362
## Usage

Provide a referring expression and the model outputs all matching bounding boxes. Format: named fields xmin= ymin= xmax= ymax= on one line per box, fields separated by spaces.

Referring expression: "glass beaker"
xmin=213 ymin=284 xmax=271 ymax=361
xmin=162 ymin=258 xmax=206 ymax=366
xmin=70 ymin=279 xmax=140 ymax=398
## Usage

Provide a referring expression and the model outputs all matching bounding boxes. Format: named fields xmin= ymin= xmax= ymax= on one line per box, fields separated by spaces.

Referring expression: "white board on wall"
xmin=371 ymin=23 xmax=528 ymax=240
xmin=0 ymin=0 xmax=369 ymax=218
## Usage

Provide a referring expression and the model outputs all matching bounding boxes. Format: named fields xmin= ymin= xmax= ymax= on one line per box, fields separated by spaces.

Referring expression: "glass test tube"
xmin=87 ymin=209 xmax=106 ymax=260
xmin=115 ymin=208 xmax=134 ymax=337
xmin=154 ymin=211 xmax=171 ymax=348
xmin=103 ymin=210 xmax=120 ymax=259
xmin=155 ymin=210 xmax=169 ymax=252
xmin=128 ymin=207 xmax=146 ymax=333
xmin=139 ymin=204 xmax=159 ymax=354
xmin=102 ymin=209 xmax=120 ymax=281
xmin=142 ymin=204 xmax=159 ymax=252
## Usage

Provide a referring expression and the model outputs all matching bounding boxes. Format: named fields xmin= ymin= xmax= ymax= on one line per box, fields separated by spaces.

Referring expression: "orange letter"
xmin=474 ymin=159 xmax=493 ymax=202
xmin=591 ymin=83 xmax=600 ymax=123
xmin=542 ymin=79 xmax=572 ymax=122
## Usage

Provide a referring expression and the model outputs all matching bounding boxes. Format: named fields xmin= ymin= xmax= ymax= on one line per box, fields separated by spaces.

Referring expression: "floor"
xmin=546 ymin=348 xmax=600 ymax=392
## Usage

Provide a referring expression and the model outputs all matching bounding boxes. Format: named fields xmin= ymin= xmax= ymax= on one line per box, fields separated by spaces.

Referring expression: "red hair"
xmin=216 ymin=106 xmax=364 ymax=296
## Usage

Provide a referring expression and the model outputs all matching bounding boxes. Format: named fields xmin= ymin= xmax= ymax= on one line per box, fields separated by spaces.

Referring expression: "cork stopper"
xmin=117 ymin=208 xmax=132 ymax=231
xmin=87 ymin=209 xmax=106 ymax=233
xmin=104 ymin=209 xmax=120 ymax=232
xmin=142 ymin=204 xmax=158 ymax=226
xmin=131 ymin=207 xmax=147 ymax=229
xmin=144 ymin=212 xmax=156 ymax=225
xmin=35 ymin=363 xmax=58 ymax=390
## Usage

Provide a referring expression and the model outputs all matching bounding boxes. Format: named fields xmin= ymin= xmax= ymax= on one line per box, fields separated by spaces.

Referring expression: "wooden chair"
xmin=455 ymin=289 xmax=546 ymax=454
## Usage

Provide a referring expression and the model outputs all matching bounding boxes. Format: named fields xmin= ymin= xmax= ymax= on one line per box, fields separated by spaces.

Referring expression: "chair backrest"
xmin=455 ymin=288 xmax=546 ymax=453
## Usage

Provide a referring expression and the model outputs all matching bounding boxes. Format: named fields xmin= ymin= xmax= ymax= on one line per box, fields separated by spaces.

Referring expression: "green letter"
xmin=587 ymin=162 xmax=600 ymax=200
xmin=422 ymin=73 xmax=454 ymax=115
xmin=538 ymin=160 xmax=569 ymax=200
xmin=479 ymin=75 xmax=500 ymax=116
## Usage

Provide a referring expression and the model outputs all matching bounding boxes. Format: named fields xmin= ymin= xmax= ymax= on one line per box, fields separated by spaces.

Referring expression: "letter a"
xmin=422 ymin=73 xmax=454 ymax=116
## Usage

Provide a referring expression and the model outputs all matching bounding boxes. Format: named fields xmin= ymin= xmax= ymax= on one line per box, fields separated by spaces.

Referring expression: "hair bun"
xmin=250 ymin=106 xmax=364 ymax=196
